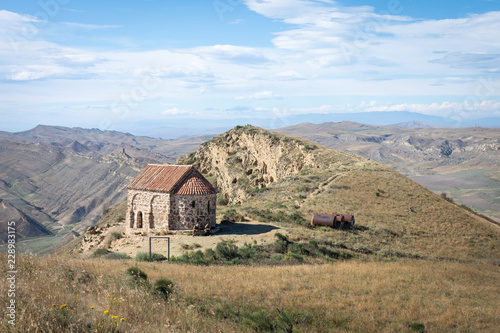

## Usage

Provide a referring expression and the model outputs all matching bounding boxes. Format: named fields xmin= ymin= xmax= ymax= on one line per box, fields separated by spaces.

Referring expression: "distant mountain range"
xmin=391 ymin=120 xmax=437 ymax=128
xmin=115 ymin=111 xmax=500 ymax=139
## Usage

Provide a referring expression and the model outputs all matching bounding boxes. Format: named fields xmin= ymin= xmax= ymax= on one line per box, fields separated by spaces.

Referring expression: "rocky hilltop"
xmin=178 ymin=126 xmax=363 ymax=205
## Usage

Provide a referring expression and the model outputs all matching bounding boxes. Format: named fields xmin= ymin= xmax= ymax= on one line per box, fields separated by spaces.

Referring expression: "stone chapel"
xmin=126 ymin=164 xmax=217 ymax=234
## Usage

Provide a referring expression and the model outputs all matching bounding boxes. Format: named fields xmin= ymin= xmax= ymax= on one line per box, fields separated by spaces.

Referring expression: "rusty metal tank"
xmin=338 ymin=214 xmax=355 ymax=226
xmin=312 ymin=213 xmax=355 ymax=228
xmin=311 ymin=214 xmax=335 ymax=227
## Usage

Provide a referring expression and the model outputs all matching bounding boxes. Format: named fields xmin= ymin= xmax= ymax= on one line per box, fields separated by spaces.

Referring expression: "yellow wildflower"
xmin=120 ymin=318 xmax=125 ymax=322
xmin=104 ymin=310 xmax=109 ymax=315
xmin=91 ymin=306 xmax=94 ymax=309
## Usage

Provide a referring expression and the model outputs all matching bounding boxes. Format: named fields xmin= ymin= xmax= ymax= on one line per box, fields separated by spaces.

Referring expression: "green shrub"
xmin=289 ymin=243 xmax=309 ymax=256
xmin=203 ymin=248 xmax=216 ymax=261
xmin=243 ymin=310 xmax=274 ymax=332
xmin=91 ymin=248 xmax=110 ymax=258
xmin=154 ymin=278 xmax=174 ymax=300
xmin=408 ymin=321 xmax=425 ymax=332
xmin=215 ymin=302 xmax=237 ymax=319
xmin=215 ymin=241 xmax=239 ymax=260
xmin=275 ymin=233 xmax=289 ymax=243
xmin=285 ymin=252 xmax=304 ymax=261
xmin=237 ymin=246 xmax=256 ymax=259
xmin=110 ymin=232 xmax=122 ymax=241
xmin=172 ymin=251 xmax=209 ymax=266
xmin=135 ymin=252 xmax=167 ymax=262
xmin=276 ymin=310 xmax=294 ymax=333
xmin=126 ymin=267 xmax=148 ymax=281
xmin=271 ymin=254 xmax=283 ymax=261
xmin=440 ymin=192 xmax=454 ymax=203
xmin=303 ymin=144 xmax=317 ymax=151
xmin=226 ymin=258 xmax=242 ymax=265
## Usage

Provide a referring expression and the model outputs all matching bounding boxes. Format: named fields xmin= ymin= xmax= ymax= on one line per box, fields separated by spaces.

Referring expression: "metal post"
xmin=148 ymin=236 xmax=170 ymax=263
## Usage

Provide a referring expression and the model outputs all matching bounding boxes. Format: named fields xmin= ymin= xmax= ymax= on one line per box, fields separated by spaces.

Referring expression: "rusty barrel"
xmin=311 ymin=214 xmax=335 ymax=227
xmin=333 ymin=213 xmax=355 ymax=227
xmin=332 ymin=213 xmax=343 ymax=228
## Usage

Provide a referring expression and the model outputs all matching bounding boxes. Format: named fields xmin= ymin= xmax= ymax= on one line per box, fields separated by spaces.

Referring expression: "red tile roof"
xmin=175 ymin=172 xmax=218 ymax=195
xmin=127 ymin=164 xmax=217 ymax=195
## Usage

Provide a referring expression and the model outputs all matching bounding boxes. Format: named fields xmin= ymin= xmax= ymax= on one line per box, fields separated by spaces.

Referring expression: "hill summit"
xmin=179 ymin=125 xmax=499 ymax=262
xmin=178 ymin=125 xmax=364 ymax=205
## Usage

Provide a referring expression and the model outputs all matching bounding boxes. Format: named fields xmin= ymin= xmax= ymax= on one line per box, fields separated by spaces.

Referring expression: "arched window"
xmin=191 ymin=201 xmax=195 ymax=208
xmin=207 ymin=201 xmax=210 ymax=212
xmin=137 ymin=211 xmax=143 ymax=228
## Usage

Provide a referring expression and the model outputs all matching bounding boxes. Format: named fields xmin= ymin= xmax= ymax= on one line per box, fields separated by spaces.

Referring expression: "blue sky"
xmin=1 ymin=0 xmax=499 ymax=132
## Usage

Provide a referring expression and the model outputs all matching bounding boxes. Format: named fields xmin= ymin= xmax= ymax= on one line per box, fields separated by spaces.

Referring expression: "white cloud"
xmin=275 ymin=70 xmax=305 ymax=80
xmin=289 ymin=100 xmax=500 ymax=117
xmin=161 ymin=107 xmax=191 ymax=116
xmin=235 ymin=90 xmax=283 ymax=100
xmin=362 ymin=100 xmax=500 ymax=115
xmin=8 ymin=65 xmax=64 ymax=81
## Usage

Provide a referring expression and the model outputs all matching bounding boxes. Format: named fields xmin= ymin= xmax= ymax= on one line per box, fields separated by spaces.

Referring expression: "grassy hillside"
xmin=178 ymin=125 xmax=499 ymax=262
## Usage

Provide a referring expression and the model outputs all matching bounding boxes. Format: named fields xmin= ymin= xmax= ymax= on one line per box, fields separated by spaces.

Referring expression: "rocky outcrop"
xmin=178 ymin=126 xmax=362 ymax=204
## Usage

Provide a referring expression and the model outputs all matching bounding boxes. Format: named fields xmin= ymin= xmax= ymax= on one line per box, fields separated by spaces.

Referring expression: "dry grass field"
xmin=1 ymin=253 xmax=499 ymax=332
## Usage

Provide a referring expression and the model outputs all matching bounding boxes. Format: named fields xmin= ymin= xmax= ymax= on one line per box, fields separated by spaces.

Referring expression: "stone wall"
xmin=126 ymin=190 xmax=216 ymax=234
xmin=170 ymin=194 xmax=217 ymax=230
xmin=126 ymin=190 xmax=171 ymax=235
